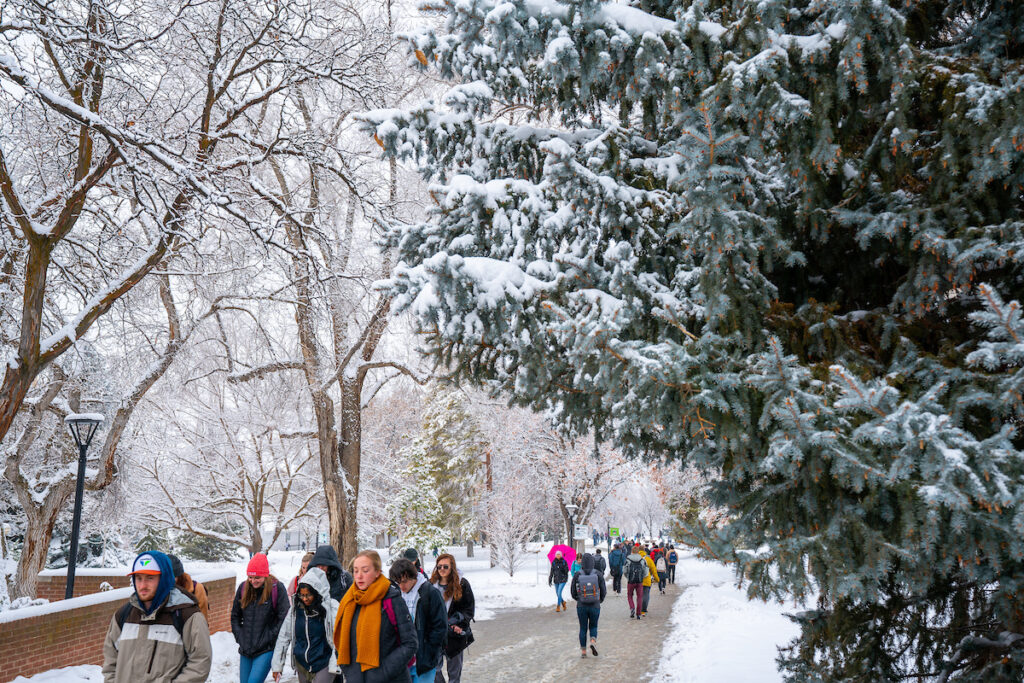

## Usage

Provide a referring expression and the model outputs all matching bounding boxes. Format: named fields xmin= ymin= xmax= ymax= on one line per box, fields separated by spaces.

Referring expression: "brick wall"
xmin=0 ymin=571 xmax=236 ymax=683
xmin=36 ymin=572 xmax=131 ymax=602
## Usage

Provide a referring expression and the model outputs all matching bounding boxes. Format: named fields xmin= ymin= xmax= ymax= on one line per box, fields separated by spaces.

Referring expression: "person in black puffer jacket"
xmin=548 ymin=551 xmax=570 ymax=612
xmin=308 ymin=544 xmax=353 ymax=602
xmin=430 ymin=553 xmax=475 ymax=683
xmin=232 ymin=553 xmax=289 ymax=683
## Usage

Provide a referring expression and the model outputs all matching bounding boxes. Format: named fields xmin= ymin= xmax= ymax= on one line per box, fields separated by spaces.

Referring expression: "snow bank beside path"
xmin=654 ymin=552 xmax=802 ymax=682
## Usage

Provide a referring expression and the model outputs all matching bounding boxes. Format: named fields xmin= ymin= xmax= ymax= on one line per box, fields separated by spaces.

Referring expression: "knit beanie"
xmin=247 ymin=553 xmax=270 ymax=577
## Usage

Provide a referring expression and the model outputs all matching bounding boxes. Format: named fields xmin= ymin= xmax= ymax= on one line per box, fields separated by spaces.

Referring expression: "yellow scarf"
xmin=334 ymin=574 xmax=391 ymax=672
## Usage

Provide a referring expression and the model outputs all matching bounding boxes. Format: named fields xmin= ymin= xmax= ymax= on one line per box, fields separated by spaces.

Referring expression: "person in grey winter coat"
xmin=569 ymin=553 xmax=607 ymax=658
xmin=272 ymin=568 xmax=340 ymax=683
xmin=102 ymin=551 xmax=212 ymax=683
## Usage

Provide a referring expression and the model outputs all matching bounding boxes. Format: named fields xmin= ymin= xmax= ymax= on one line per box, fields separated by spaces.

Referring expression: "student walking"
xmin=548 ymin=551 xmax=570 ymax=612
xmin=271 ymin=568 xmax=339 ymax=683
xmin=431 ymin=553 xmax=475 ymax=683
xmin=655 ymin=552 xmax=668 ymax=594
xmin=569 ymin=553 xmax=606 ymax=658
xmin=623 ymin=547 xmax=648 ymax=619
xmin=641 ymin=550 xmax=660 ymax=616
xmin=309 ymin=544 xmax=353 ymax=602
xmin=169 ymin=553 xmax=210 ymax=623
xmin=391 ymin=558 xmax=448 ymax=683
xmin=333 ymin=549 xmax=417 ymax=683
xmin=667 ymin=545 xmax=678 ymax=584
xmin=232 ymin=553 xmax=290 ymax=683
xmin=102 ymin=551 xmax=212 ymax=683
xmin=593 ymin=548 xmax=607 ymax=576
xmin=608 ymin=543 xmax=625 ymax=594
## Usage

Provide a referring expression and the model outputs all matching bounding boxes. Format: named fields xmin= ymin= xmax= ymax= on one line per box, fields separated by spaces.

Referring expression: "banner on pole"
xmin=573 ymin=524 xmax=589 ymax=540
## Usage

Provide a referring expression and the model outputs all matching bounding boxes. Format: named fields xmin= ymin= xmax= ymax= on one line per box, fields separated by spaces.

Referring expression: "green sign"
xmin=609 ymin=527 xmax=620 ymax=537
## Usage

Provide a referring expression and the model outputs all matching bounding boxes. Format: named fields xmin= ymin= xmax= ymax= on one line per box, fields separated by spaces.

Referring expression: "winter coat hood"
xmin=626 ymin=552 xmax=643 ymax=562
xmin=581 ymin=553 xmax=596 ymax=574
xmin=298 ymin=567 xmax=332 ymax=603
xmin=130 ymin=550 xmax=175 ymax=615
xmin=309 ymin=545 xmax=343 ymax=572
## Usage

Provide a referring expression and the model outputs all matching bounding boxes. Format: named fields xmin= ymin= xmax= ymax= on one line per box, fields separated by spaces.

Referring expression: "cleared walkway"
xmin=459 ymin=579 xmax=682 ymax=682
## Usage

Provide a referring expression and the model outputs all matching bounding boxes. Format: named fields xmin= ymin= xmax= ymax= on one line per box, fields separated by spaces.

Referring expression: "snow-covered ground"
xmin=13 ymin=544 xmax=803 ymax=682
xmin=654 ymin=550 xmax=803 ymax=682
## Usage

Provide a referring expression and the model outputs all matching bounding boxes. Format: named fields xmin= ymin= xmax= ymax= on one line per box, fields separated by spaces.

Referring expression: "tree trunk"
xmin=13 ymin=487 xmax=69 ymax=599
xmin=466 ymin=539 xmax=474 ymax=558
xmin=335 ymin=375 xmax=362 ymax=566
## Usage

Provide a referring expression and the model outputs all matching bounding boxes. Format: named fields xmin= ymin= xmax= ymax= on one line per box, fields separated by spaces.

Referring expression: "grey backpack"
xmin=577 ymin=572 xmax=600 ymax=604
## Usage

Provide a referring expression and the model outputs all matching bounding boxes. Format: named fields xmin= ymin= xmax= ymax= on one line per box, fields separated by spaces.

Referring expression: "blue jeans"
xmin=576 ymin=604 xmax=600 ymax=647
xmin=240 ymin=651 xmax=273 ymax=683
xmin=411 ymin=664 xmax=437 ymax=683
xmin=554 ymin=582 xmax=566 ymax=606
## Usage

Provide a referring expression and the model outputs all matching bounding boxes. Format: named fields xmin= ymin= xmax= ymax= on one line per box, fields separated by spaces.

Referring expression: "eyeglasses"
xmin=437 ymin=564 xmax=450 ymax=570
xmin=298 ymin=592 xmax=315 ymax=601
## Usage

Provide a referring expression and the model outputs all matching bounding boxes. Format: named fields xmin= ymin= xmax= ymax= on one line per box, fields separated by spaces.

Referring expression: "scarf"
xmin=334 ymin=573 xmax=391 ymax=672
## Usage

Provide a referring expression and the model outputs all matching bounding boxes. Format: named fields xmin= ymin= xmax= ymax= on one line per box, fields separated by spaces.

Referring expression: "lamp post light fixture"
xmin=64 ymin=412 xmax=103 ymax=600
xmin=564 ymin=503 xmax=582 ymax=555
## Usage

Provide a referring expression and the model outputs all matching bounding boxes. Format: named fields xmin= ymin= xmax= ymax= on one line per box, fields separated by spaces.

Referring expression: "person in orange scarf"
xmin=333 ymin=550 xmax=418 ymax=683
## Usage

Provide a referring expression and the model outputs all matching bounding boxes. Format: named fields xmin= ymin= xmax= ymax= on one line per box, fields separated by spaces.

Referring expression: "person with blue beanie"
xmin=102 ymin=550 xmax=212 ymax=682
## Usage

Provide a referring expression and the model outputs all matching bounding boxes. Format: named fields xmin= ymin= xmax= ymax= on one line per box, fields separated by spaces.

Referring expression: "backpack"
xmin=577 ymin=573 xmax=600 ymax=605
xmin=656 ymin=556 xmax=667 ymax=573
xmin=668 ymin=550 xmax=677 ymax=564
xmin=382 ymin=596 xmax=416 ymax=669
xmin=626 ymin=558 xmax=644 ymax=584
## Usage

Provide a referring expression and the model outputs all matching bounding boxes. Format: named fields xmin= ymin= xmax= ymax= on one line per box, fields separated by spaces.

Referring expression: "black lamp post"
xmin=64 ymin=413 xmax=103 ymax=600
xmin=565 ymin=503 xmax=581 ymax=556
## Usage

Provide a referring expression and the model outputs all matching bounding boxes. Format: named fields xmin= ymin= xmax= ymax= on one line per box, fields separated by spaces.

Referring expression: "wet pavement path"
xmin=458 ymin=580 xmax=682 ymax=682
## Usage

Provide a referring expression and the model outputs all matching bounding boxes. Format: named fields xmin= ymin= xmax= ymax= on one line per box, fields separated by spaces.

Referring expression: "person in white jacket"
xmin=271 ymin=567 xmax=340 ymax=683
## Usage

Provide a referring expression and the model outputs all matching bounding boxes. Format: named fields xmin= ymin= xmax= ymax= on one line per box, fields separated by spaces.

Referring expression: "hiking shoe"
xmin=591 ymin=643 xmax=599 ymax=656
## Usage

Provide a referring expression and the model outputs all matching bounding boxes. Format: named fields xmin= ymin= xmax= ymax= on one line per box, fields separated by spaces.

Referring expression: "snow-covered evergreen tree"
xmin=387 ymin=385 xmax=486 ymax=551
xmin=364 ymin=0 xmax=1024 ymax=678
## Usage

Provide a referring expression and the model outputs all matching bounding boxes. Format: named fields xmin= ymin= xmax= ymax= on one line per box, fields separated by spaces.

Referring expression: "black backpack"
xmin=626 ymin=558 xmax=645 ymax=584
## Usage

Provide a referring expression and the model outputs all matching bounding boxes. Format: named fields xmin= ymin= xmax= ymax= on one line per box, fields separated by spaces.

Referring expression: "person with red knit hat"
xmin=232 ymin=553 xmax=289 ymax=683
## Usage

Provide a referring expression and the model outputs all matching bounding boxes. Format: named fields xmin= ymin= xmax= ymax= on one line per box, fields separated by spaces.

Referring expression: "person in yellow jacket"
xmin=640 ymin=550 xmax=659 ymax=616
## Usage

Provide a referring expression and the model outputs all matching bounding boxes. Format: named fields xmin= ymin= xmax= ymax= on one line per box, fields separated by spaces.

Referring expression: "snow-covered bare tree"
xmin=135 ymin=369 xmax=321 ymax=555
xmin=481 ymin=477 xmax=541 ymax=577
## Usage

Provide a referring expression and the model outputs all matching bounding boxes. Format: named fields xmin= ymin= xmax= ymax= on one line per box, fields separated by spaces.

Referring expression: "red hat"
xmin=247 ymin=553 xmax=270 ymax=577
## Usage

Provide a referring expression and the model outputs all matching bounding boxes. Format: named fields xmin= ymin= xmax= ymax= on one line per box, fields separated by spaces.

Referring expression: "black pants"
xmin=611 ymin=570 xmax=622 ymax=593
xmin=668 ymin=564 xmax=676 ymax=583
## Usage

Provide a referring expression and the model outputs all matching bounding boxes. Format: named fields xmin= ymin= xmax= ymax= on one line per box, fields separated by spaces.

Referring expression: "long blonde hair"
xmin=429 ymin=553 xmax=462 ymax=603
xmin=241 ymin=574 xmax=278 ymax=609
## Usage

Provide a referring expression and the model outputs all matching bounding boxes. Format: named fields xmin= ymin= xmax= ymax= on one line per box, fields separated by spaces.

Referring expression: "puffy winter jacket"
xmin=643 ymin=554 xmax=659 ymax=587
xmin=594 ymin=554 xmax=607 ymax=574
xmin=102 ymin=587 xmax=212 ymax=683
xmin=548 ymin=557 xmax=569 ymax=584
xmin=176 ymin=572 xmax=209 ymax=623
xmin=608 ymin=548 xmax=625 ymax=572
xmin=231 ymin=578 xmax=290 ymax=657
xmin=336 ymin=584 xmax=418 ymax=683
xmin=272 ymin=568 xmax=340 ymax=676
xmin=623 ymin=552 xmax=650 ymax=585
